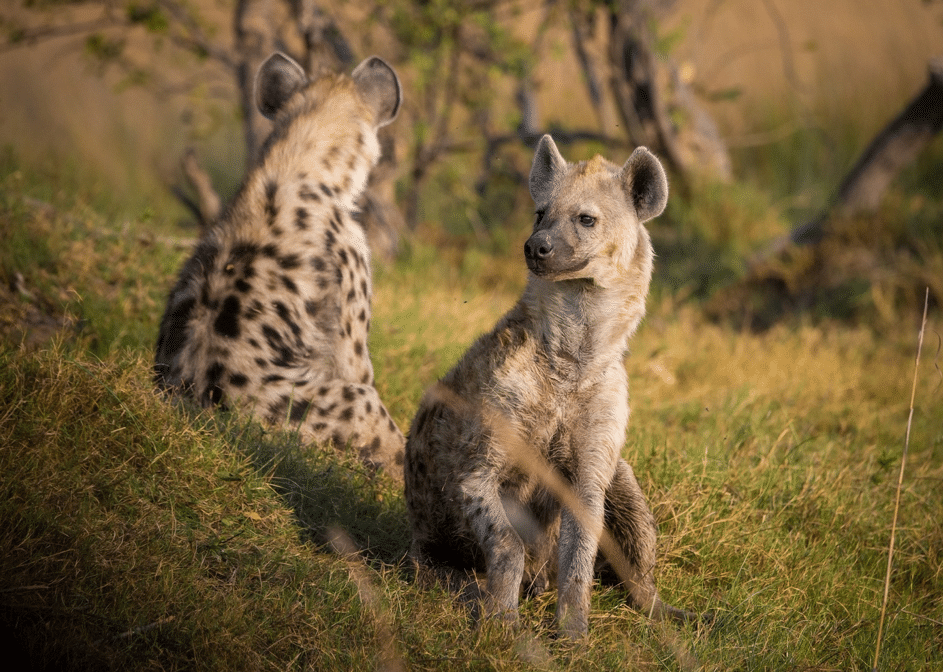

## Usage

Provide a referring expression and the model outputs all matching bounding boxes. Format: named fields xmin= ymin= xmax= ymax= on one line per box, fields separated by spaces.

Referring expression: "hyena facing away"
xmin=404 ymin=135 xmax=696 ymax=637
xmin=155 ymin=53 xmax=405 ymax=480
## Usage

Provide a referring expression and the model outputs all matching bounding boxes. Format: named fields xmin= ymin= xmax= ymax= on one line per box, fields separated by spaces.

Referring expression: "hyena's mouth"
xmin=526 ymin=256 xmax=589 ymax=278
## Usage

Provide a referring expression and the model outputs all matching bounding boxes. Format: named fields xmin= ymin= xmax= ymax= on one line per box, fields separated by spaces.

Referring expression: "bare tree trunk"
xmin=792 ymin=57 xmax=943 ymax=245
xmin=607 ymin=0 xmax=687 ymax=176
xmin=290 ymin=0 xmax=354 ymax=75
xmin=180 ymin=148 xmax=222 ymax=230
xmin=606 ymin=0 xmax=730 ymax=184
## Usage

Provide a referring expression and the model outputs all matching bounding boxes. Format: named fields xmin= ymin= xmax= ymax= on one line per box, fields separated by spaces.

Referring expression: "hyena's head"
xmin=524 ymin=135 xmax=667 ymax=289
xmin=255 ymin=52 xmax=401 ymax=131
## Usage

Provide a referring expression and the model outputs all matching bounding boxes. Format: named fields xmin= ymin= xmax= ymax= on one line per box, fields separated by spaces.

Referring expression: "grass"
xmin=1 ymin=146 xmax=941 ymax=671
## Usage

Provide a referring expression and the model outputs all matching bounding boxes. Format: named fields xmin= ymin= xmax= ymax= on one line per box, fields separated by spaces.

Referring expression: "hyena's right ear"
xmin=256 ymin=52 xmax=307 ymax=120
xmin=351 ymin=56 xmax=401 ymax=128
xmin=529 ymin=134 xmax=568 ymax=205
xmin=619 ymin=147 xmax=668 ymax=224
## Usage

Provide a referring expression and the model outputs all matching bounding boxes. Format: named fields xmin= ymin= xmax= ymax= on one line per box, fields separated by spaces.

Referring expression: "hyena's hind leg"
xmin=600 ymin=459 xmax=698 ymax=624
xmin=273 ymin=379 xmax=406 ymax=479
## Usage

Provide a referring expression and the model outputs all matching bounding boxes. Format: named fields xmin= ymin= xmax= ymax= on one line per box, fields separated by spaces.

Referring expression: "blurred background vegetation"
xmin=1 ymin=0 xmax=941 ymax=328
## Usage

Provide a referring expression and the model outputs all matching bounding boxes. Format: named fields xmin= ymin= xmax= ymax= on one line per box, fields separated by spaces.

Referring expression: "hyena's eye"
xmin=534 ymin=210 xmax=545 ymax=224
xmin=578 ymin=214 xmax=596 ymax=228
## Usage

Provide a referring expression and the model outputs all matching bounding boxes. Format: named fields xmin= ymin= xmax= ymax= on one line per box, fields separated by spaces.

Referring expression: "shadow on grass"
xmin=219 ymin=416 xmax=412 ymax=567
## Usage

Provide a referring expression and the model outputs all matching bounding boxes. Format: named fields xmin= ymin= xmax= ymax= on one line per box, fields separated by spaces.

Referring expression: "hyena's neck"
xmin=245 ymin=114 xmax=381 ymax=220
xmin=524 ymin=278 xmax=644 ymax=369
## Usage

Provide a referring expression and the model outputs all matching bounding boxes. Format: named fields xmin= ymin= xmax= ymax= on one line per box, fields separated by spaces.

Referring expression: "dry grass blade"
xmin=872 ymin=287 xmax=930 ymax=672
xmin=329 ymin=528 xmax=405 ymax=672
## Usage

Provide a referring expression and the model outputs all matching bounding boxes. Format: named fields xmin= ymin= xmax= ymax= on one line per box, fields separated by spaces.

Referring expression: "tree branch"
xmin=791 ymin=57 xmax=943 ymax=245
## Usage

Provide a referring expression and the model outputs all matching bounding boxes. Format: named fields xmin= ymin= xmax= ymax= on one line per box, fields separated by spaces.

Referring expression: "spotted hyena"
xmin=404 ymin=135 xmax=695 ymax=637
xmin=154 ymin=52 xmax=405 ymax=480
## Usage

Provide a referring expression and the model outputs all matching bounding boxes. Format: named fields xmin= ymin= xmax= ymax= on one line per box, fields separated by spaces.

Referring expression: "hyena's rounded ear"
xmin=351 ymin=56 xmax=401 ymax=128
xmin=529 ymin=134 xmax=568 ymax=204
xmin=256 ymin=52 xmax=307 ymax=120
xmin=619 ymin=147 xmax=668 ymax=223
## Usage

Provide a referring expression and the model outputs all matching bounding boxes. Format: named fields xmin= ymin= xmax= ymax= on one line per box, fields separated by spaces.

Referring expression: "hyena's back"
xmin=155 ymin=53 xmax=405 ymax=479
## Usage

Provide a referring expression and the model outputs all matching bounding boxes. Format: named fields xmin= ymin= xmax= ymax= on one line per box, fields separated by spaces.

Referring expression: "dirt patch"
xmin=0 ymin=271 xmax=76 ymax=350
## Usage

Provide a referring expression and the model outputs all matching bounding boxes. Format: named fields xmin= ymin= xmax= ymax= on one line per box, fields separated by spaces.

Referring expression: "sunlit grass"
xmin=1 ymin=148 xmax=941 ymax=670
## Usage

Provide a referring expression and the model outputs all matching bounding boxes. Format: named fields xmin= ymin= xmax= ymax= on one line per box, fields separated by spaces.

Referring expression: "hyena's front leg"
xmin=556 ymin=483 xmax=608 ymax=637
xmin=461 ymin=471 xmax=527 ymax=624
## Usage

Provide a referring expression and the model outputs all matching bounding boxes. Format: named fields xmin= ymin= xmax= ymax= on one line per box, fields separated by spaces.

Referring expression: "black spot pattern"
xmin=213 ymin=295 xmax=241 ymax=338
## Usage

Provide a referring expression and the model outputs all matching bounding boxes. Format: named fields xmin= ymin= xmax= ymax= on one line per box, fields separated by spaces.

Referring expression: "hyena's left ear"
xmin=256 ymin=52 xmax=307 ymax=120
xmin=619 ymin=147 xmax=668 ymax=223
xmin=529 ymin=134 xmax=568 ymax=205
xmin=351 ymin=56 xmax=401 ymax=128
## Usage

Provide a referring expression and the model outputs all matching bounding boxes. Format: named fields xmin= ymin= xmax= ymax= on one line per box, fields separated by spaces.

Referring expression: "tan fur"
xmin=404 ymin=135 xmax=694 ymax=637
xmin=154 ymin=54 xmax=405 ymax=480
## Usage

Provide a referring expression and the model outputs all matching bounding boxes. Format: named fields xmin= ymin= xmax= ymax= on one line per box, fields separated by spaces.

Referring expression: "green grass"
xmin=1 ymin=149 xmax=941 ymax=671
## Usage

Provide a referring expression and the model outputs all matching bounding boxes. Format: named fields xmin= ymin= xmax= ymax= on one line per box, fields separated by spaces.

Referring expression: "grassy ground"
xmin=1 ymin=149 xmax=941 ymax=671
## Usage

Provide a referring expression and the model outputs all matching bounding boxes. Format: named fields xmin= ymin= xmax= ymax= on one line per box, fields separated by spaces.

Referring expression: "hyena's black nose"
xmin=524 ymin=231 xmax=554 ymax=260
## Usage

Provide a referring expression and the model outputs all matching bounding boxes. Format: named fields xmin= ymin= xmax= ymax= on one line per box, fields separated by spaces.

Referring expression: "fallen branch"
xmin=792 ymin=58 xmax=943 ymax=246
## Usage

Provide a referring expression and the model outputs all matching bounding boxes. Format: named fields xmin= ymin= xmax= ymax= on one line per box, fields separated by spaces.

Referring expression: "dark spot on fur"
xmin=263 ymin=373 xmax=285 ymax=383
xmin=213 ymin=295 xmax=241 ymax=338
xmin=294 ymin=207 xmax=309 ymax=230
xmin=342 ymin=386 xmax=356 ymax=402
xmin=273 ymin=301 xmax=301 ymax=339
xmin=346 ymin=289 xmax=356 ymax=302
xmin=366 ymin=401 xmax=373 ymax=414
xmin=339 ymin=406 xmax=354 ymax=422
xmin=312 ymin=422 xmax=327 ymax=432
xmin=299 ymin=184 xmax=321 ymax=202
xmin=235 ymin=278 xmax=252 ymax=293
xmin=268 ymin=395 xmax=289 ymax=420
xmin=358 ymin=309 xmax=367 ymax=323
xmin=354 ymin=340 xmax=364 ymax=356
xmin=360 ymin=279 xmax=368 ymax=297
xmin=319 ymin=183 xmax=332 ymax=198
xmin=230 ymin=373 xmax=249 ymax=388
xmin=304 ymin=299 xmax=321 ymax=317
xmin=319 ymin=403 xmax=337 ymax=417
xmin=317 ymin=386 xmax=329 ymax=397
xmin=261 ymin=243 xmax=279 ymax=258
xmin=262 ymin=324 xmax=294 ymax=367
xmin=278 ymin=253 xmax=301 ymax=270
xmin=311 ymin=257 xmax=326 ymax=272
xmin=204 ymin=362 xmax=225 ymax=406
xmin=289 ymin=398 xmax=313 ymax=423
xmin=264 ymin=180 xmax=279 ymax=227
xmin=281 ymin=275 xmax=298 ymax=294
xmin=338 ymin=248 xmax=349 ymax=266
xmin=245 ymin=301 xmax=263 ymax=320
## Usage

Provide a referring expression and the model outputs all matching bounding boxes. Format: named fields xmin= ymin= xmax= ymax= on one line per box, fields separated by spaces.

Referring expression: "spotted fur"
xmin=155 ymin=53 xmax=405 ymax=479
xmin=404 ymin=135 xmax=695 ymax=637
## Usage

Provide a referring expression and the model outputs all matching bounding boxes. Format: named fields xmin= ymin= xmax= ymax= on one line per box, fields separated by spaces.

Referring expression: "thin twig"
xmin=873 ymin=287 xmax=930 ymax=671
